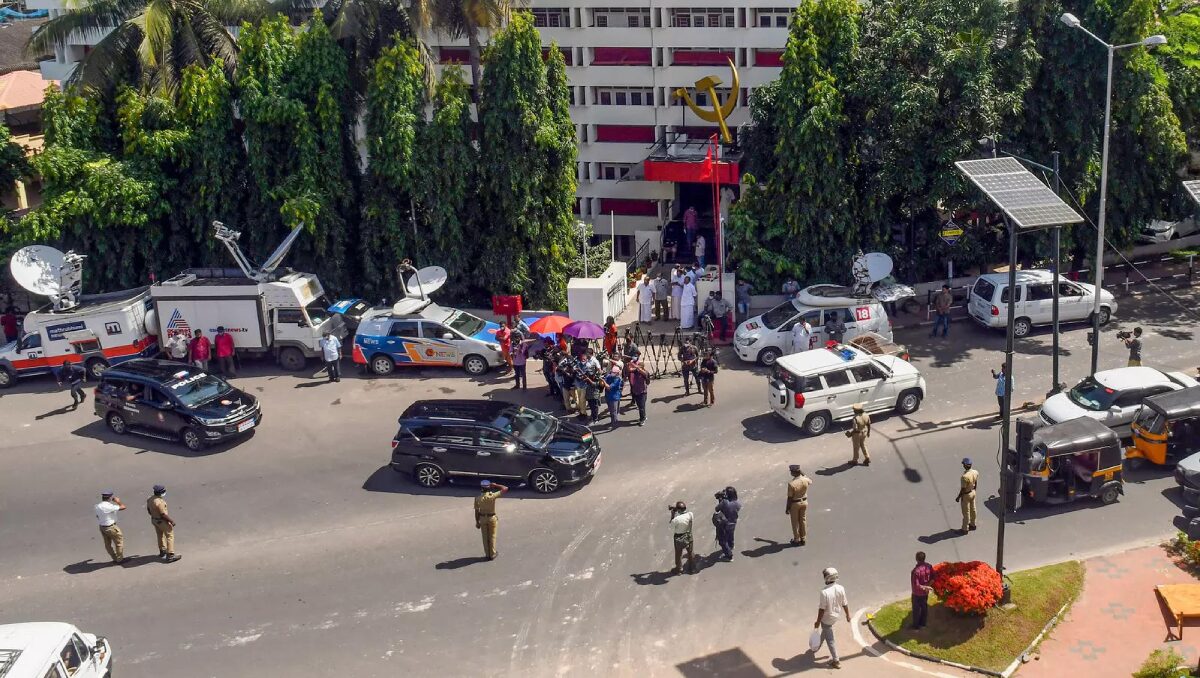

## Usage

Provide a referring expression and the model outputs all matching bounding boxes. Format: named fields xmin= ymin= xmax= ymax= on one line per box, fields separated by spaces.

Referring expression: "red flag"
xmin=700 ymin=145 xmax=714 ymax=181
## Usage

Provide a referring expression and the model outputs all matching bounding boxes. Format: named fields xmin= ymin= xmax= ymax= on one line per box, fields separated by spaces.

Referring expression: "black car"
xmin=94 ymin=359 xmax=262 ymax=451
xmin=391 ymin=400 xmax=601 ymax=493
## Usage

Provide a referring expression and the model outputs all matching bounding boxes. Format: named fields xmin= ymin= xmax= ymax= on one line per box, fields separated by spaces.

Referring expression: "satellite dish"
xmin=10 ymin=245 xmax=86 ymax=310
xmin=850 ymin=251 xmax=894 ymax=297
xmin=260 ymin=225 xmax=304 ymax=276
xmin=405 ymin=266 xmax=447 ymax=299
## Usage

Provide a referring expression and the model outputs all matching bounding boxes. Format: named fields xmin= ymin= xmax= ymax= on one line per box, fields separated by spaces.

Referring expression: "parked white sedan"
xmin=1040 ymin=367 xmax=1199 ymax=436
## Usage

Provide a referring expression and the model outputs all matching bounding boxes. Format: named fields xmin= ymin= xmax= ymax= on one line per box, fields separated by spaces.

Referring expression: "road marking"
xmin=850 ymin=607 xmax=962 ymax=677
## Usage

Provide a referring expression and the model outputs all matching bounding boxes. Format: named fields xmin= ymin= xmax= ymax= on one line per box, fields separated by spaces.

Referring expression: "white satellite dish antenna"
xmin=405 ymin=266 xmax=447 ymax=300
xmin=10 ymin=245 xmax=86 ymax=310
xmin=212 ymin=221 xmax=303 ymax=282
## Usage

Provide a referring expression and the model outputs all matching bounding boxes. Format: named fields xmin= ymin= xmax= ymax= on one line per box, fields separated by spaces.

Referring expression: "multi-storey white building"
xmin=31 ymin=1 xmax=790 ymax=259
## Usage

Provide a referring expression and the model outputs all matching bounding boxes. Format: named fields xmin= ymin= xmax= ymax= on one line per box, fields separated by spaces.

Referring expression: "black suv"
xmin=391 ymin=400 xmax=601 ymax=493
xmin=94 ymin=359 xmax=262 ymax=451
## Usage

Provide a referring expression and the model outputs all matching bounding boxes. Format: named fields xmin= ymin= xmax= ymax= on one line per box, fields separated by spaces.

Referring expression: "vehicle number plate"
xmin=237 ymin=419 xmax=256 ymax=433
xmin=593 ymin=453 xmax=602 ymax=471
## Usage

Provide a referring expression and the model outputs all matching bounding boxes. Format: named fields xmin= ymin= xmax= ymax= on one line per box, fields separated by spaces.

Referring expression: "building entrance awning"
xmin=640 ymin=132 xmax=741 ymax=185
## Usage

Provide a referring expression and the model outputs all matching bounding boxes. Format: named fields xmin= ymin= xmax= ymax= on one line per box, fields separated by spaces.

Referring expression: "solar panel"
xmin=956 ymin=157 xmax=1084 ymax=229
xmin=1185 ymin=180 xmax=1200 ymax=206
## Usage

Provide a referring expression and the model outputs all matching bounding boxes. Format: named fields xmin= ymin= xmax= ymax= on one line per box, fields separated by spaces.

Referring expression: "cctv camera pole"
xmin=1050 ymin=151 xmax=1062 ymax=396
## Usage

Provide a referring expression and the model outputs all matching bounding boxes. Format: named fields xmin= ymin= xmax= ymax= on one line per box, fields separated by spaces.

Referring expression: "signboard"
xmin=939 ymin=221 xmax=964 ymax=246
xmin=46 ymin=320 xmax=86 ymax=341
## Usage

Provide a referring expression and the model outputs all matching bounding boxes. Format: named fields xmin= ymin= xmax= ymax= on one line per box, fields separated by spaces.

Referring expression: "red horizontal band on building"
xmin=440 ymin=47 xmax=470 ymax=63
xmin=644 ymin=159 xmax=739 ymax=185
xmin=754 ymin=49 xmax=784 ymax=67
xmin=595 ymin=125 xmax=655 ymax=143
xmin=542 ymin=47 xmax=573 ymax=66
xmin=599 ymin=198 xmax=659 ymax=216
xmin=592 ymin=47 xmax=652 ymax=65
xmin=671 ymin=50 xmax=735 ymax=66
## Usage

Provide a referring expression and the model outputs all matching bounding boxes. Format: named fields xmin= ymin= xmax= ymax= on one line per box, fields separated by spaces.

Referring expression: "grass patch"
xmin=871 ymin=560 xmax=1084 ymax=672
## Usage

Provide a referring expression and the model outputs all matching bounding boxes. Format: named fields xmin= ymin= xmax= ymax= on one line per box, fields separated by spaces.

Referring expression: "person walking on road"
xmin=603 ymin=369 xmax=623 ymax=427
xmin=474 ymin=480 xmax=508 ymax=561
xmin=319 ymin=330 xmax=341 ymax=383
xmin=1124 ymin=327 xmax=1143 ymax=367
xmin=698 ymin=348 xmax=718 ymax=406
xmin=654 ymin=273 xmax=670 ymax=321
xmin=628 ymin=357 xmax=650 ymax=426
xmin=910 ymin=551 xmax=934 ymax=629
xmin=735 ymin=280 xmax=751 ymax=320
xmin=709 ymin=292 xmax=732 ymax=342
xmin=956 ymin=458 xmax=979 ymax=534
xmin=847 ymin=403 xmax=871 ymax=466
xmin=931 ymin=284 xmax=953 ymax=338
xmin=188 ymin=329 xmax=211 ymax=372
xmin=679 ymin=340 xmax=698 ymax=396
xmin=713 ymin=487 xmax=741 ymax=561
xmin=669 ymin=501 xmax=697 ymax=574
xmin=812 ymin=567 xmax=851 ymax=669
xmin=147 ymin=485 xmax=180 ymax=563
xmin=94 ymin=491 xmax=127 ymax=564
xmin=787 ymin=465 xmax=811 ymax=546
xmin=214 ymin=326 xmax=236 ymax=377
xmin=991 ymin=364 xmax=1012 ymax=419
xmin=56 ymin=359 xmax=86 ymax=408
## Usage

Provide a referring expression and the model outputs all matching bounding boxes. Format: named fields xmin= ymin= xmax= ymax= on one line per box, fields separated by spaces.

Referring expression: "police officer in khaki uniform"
xmin=786 ymin=465 xmax=812 ymax=546
xmin=474 ymin=480 xmax=509 ymax=560
xmin=956 ymin=458 xmax=979 ymax=534
xmin=846 ymin=404 xmax=871 ymax=466
xmin=147 ymin=484 xmax=181 ymax=562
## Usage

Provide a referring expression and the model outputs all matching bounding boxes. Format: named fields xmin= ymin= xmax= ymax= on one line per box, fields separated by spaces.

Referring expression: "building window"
xmin=754 ymin=8 xmax=792 ymax=27
xmin=439 ymin=47 xmax=470 ymax=64
xmin=594 ymin=87 xmax=655 ymax=106
xmin=591 ymin=47 xmax=653 ymax=66
xmin=671 ymin=49 xmax=736 ymax=66
xmin=595 ymin=125 xmax=656 ymax=143
xmin=599 ymin=163 xmax=635 ymax=180
xmin=670 ymin=8 xmax=735 ymax=28
xmin=542 ymin=46 xmax=573 ymax=65
xmin=672 ymin=87 xmax=732 ymax=108
xmin=599 ymin=198 xmax=659 ymax=216
xmin=754 ymin=49 xmax=784 ymax=67
xmin=592 ymin=8 xmax=651 ymax=28
xmin=530 ymin=8 xmax=570 ymax=28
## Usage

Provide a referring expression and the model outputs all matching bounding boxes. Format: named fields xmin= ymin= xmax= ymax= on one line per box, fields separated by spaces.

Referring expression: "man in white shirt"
xmin=637 ymin=276 xmax=653 ymax=324
xmin=812 ymin=567 xmax=850 ymax=668
xmin=164 ymin=333 xmax=188 ymax=361
xmin=695 ymin=234 xmax=707 ymax=268
xmin=680 ymin=276 xmax=698 ymax=329
xmin=94 ymin=491 xmax=127 ymax=564
xmin=320 ymin=331 xmax=342 ymax=383
xmin=670 ymin=266 xmax=685 ymax=321
xmin=791 ymin=319 xmax=813 ymax=354
xmin=669 ymin=501 xmax=696 ymax=574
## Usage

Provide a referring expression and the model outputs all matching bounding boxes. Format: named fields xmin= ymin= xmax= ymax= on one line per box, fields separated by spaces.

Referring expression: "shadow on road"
xmin=630 ymin=570 xmax=676 ymax=586
xmin=918 ymin=529 xmax=963 ymax=544
xmin=741 ymin=413 xmax=804 ymax=444
xmin=64 ymin=554 xmax=159 ymax=574
xmin=70 ymin=420 xmax=241 ymax=457
xmin=361 ymin=466 xmax=587 ymax=499
xmin=435 ymin=556 xmax=489 ymax=570
xmin=36 ymin=404 xmax=78 ymax=419
xmin=741 ymin=537 xmax=791 ymax=558
xmin=815 ymin=461 xmax=858 ymax=476
xmin=676 ymin=647 xmax=766 ymax=677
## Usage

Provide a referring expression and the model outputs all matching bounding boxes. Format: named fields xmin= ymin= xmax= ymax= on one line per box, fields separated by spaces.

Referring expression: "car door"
xmin=1106 ymin=388 xmax=1145 ymax=431
xmin=474 ymin=429 xmax=528 ymax=479
xmin=418 ymin=322 xmax=462 ymax=365
xmin=818 ymin=368 xmax=860 ymax=419
xmin=384 ymin=320 xmax=421 ymax=365
xmin=421 ymin=425 xmax=479 ymax=475
xmin=831 ymin=307 xmax=859 ymax=342
xmin=139 ymin=385 xmax=180 ymax=435
xmin=998 ymin=283 xmax=1023 ymax=323
xmin=849 ymin=361 xmax=892 ymax=411
xmin=1025 ymin=283 xmax=1054 ymax=325
xmin=789 ymin=310 xmax=822 ymax=350
xmin=1057 ymin=281 xmax=1085 ymax=322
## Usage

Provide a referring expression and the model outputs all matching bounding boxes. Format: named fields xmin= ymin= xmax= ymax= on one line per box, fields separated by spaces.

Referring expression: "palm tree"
xmin=307 ymin=0 xmax=434 ymax=98
xmin=418 ymin=0 xmax=518 ymax=102
xmin=27 ymin=0 xmax=271 ymax=96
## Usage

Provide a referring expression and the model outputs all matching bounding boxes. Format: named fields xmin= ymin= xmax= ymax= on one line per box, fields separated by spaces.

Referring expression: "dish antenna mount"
xmin=212 ymin=221 xmax=303 ymax=282
xmin=851 ymin=250 xmax=915 ymax=303
xmin=10 ymin=245 xmax=86 ymax=310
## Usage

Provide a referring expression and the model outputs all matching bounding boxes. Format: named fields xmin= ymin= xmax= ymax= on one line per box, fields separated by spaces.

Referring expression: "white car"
xmin=1040 ymin=367 xmax=1199 ymax=436
xmin=735 ymin=285 xmax=893 ymax=366
xmin=0 ymin=622 xmax=112 ymax=678
xmin=968 ymin=270 xmax=1116 ymax=338
xmin=768 ymin=343 xmax=926 ymax=436
xmin=1138 ymin=217 xmax=1199 ymax=244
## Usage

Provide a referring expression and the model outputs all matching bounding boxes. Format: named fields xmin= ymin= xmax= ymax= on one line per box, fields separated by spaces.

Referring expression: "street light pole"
xmin=1051 ymin=151 xmax=1062 ymax=396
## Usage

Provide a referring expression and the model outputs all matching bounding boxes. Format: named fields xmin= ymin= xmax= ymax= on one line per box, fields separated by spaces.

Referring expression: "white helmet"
xmin=822 ymin=567 xmax=839 ymax=584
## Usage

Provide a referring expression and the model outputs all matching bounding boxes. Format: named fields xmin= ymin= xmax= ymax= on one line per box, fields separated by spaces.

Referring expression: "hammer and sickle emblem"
xmin=672 ymin=58 xmax=740 ymax=144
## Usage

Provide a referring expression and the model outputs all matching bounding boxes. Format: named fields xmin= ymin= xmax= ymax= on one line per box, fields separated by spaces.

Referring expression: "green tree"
xmin=530 ymin=43 xmax=578 ymax=309
xmin=424 ymin=0 xmax=516 ymax=101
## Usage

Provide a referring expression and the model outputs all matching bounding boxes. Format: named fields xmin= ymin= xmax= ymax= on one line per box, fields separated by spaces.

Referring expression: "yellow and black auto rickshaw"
xmin=1126 ymin=386 xmax=1200 ymax=467
xmin=1020 ymin=417 xmax=1124 ymax=507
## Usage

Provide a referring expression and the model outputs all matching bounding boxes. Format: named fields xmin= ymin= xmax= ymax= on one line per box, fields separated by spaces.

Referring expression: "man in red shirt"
xmin=1 ymin=306 xmax=18 ymax=343
xmin=188 ymin=329 xmax=212 ymax=372
xmin=910 ymin=551 xmax=935 ymax=630
xmin=214 ymin=326 xmax=236 ymax=377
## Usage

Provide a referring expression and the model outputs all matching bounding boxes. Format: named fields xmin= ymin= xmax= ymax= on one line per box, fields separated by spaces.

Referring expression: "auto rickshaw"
xmin=1020 ymin=417 xmax=1124 ymax=507
xmin=1126 ymin=386 xmax=1200 ymax=466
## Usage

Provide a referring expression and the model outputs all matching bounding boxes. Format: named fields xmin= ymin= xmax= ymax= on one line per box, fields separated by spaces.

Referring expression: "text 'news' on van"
xmin=967 ymin=270 xmax=1116 ymax=338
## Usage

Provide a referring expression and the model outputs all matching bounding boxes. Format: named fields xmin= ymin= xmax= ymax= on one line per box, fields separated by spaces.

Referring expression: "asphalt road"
xmin=1 ymin=289 xmax=1197 ymax=677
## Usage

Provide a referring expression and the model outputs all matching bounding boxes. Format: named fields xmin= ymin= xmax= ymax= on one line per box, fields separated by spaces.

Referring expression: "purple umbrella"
xmin=562 ymin=320 xmax=605 ymax=339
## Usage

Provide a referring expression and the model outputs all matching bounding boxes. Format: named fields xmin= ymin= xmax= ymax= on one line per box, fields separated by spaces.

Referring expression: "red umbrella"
xmin=528 ymin=315 xmax=574 ymax=335
xmin=562 ymin=320 xmax=605 ymax=339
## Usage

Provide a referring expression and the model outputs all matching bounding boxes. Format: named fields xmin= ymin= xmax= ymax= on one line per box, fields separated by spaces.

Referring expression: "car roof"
xmin=776 ymin=345 xmax=866 ymax=374
xmin=975 ymin=270 xmax=1057 ymax=286
xmin=399 ymin=399 xmax=514 ymax=424
xmin=1094 ymin=367 xmax=1172 ymax=390
xmin=101 ymin=358 xmax=199 ymax=383
xmin=0 ymin=623 xmax=75 ymax=675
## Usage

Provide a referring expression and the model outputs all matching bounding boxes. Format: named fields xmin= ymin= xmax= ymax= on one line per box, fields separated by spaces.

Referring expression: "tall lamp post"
xmin=1059 ymin=13 xmax=1166 ymax=376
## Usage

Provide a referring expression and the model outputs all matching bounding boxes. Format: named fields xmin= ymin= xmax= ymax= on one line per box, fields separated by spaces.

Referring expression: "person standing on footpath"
xmin=735 ymin=279 xmax=751 ymax=321
xmin=847 ymin=403 xmax=871 ymax=466
xmin=581 ymin=365 xmax=603 ymax=425
xmin=680 ymin=275 xmax=698 ymax=329
xmin=991 ymin=364 xmax=1012 ymax=419
xmin=1 ymin=306 xmax=18 ymax=343
xmin=214 ymin=326 xmax=236 ymax=377
xmin=1124 ymin=326 xmax=1143 ymax=366
xmin=603 ymin=368 xmax=623 ymax=428
xmin=684 ymin=206 xmax=698 ymax=254
xmin=188 ymin=329 xmax=211 ymax=371
xmin=94 ymin=491 xmax=127 ymax=565
xmin=146 ymin=484 xmax=181 ymax=563
xmin=628 ymin=357 xmax=650 ymax=426
xmin=679 ymin=339 xmax=699 ymax=396
xmin=164 ymin=331 xmax=189 ymax=362
xmin=931 ymin=284 xmax=953 ymax=338
xmin=713 ymin=487 xmax=741 ymax=561
xmin=670 ymin=266 xmax=685 ymax=321
xmin=669 ymin=501 xmax=697 ymax=575
xmin=812 ymin=567 xmax=851 ymax=669
xmin=510 ymin=333 xmax=535 ymax=391
xmin=782 ymin=278 xmax=800 ymax=299
xmin=636 ymin=276 xmax=654 ymax=324
xmin=910 ymin=551 xmax=934 ymax=630
xmin=787 ymin=465 xmax=811 ymax=546
xmin=654 ymin=273 xmax=670 ymax=321
xmin=495 ymin=322 xmax=513 ymax=374
xmin=709 ymin=292 xmax=732 ymax=342
xmin=956 ymin=458 xmax=979 ymax=535
xmin=56 ymin=359 xmax=87 ymax=408
xmin=319 ymin=330 xmax=341 ymax=383
xmin=698 ymin=348 xmax=718 ymax=407
xmin=474 ymin=480 xmax=508 ymax=561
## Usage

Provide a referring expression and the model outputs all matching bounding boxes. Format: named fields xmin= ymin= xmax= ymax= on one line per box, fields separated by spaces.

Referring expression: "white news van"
xmin=149 ymin=268 xmax=347 ymax=371
xmin=0 ymin=287 xmax=158 ymax=388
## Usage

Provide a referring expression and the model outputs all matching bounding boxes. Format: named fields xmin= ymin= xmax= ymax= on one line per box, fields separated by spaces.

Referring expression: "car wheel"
xmin=413 ymin=463 xmax=445 ymax=488
xmin=1013 ymin=318 xmax=1033 ymax=338
xmin=757 ymin=347 xmax=781 ymax=366
xmin=529 ymin=468 xmax=560 ymax=494
xmin=370 ymin=354 xmax=395 ymax=376
xmin=0 ymin=367 xmax=14 ymax=389
xmin=278 ymin=347 xmax=306 ymax=371
xmin=802 ymin=412 xmax=832 ymax=436
xmin=85 ymin=358 xmax=109 ymax=379
xmin=181 ymin=427 xmax=204 ymax=452
xmin=1097 ymin=307 xmax=1112 ymax=326
xmin=895 ymin=390 xmax=922 ymax=415
xmin=1099 ymin=483 xmax=1120 ymax=505
xmin=463 ymin=354 xmax=489 ymax=376
xmin=106 ymin=412 xmax=127 ymax=435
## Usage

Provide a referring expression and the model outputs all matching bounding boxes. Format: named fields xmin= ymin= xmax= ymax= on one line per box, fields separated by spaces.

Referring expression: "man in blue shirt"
xmin=991 ymin=364 xmax=1012 ymax=419
xmin=56 ymin=360 xmax=86 ymax=407
xmin=602 ymin=371 xmax=623 ymax=427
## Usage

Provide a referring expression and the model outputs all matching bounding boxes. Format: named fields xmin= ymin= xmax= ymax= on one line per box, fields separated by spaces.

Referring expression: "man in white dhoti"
xmin=791 ymin=319 xmax=812 ymax=354
xmin=670 ymin=266 xmax=684 ymax=320
xmin=637 ymin=276 xmax=653 ymax=323
xmin=680 ymin=276 xmax=698 ymax=329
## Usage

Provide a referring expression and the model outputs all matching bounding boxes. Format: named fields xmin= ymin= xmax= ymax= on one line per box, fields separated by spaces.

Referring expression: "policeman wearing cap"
xmin=846 ymin=403 xmax=871 ymax=466
xmin=474 ymin=480 xmax=509 ymax=560
xmin=786 ymin=465 xmax=811 ymax=546
xmin=146 ymin=484 xmax=181 ymax=562
xmin=94 ymin=490 xmax=127 ymax=564
xmin=956 ymin=458 xmax=979 ymax=534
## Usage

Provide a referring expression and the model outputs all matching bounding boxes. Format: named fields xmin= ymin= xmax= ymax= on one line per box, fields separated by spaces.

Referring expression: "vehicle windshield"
xmin=494 ymin=407 xmax=557 ymax=448
xmin=1134 ymin=407 xmax=1166 ymax=434
xmin=168 ymin=373 xmax=234 ymax=408
xmin=447 ymin=310 xmax=486 ymax=337
xmin=1067 ymin=377 xmax=1118 ymax=411
xmin=304 ymin=302 xmax=330 ymax=326
xmin=760 ymin=301 xmax=800 ymax=330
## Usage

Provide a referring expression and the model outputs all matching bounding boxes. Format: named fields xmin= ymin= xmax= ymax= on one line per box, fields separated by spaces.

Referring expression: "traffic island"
xmin=868 ymin=560 xmax=1084 ymax=676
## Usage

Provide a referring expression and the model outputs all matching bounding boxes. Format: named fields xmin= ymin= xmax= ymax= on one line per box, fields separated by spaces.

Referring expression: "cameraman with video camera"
xmin=712 ymin=487 xmax=742 ymax=561
xmin=1121 ymin=326 xmax=1143 ymax=367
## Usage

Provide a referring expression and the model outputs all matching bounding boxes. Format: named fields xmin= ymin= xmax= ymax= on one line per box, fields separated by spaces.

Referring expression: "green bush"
xmin=1132 ymin=648 xmax=1188 ymax=678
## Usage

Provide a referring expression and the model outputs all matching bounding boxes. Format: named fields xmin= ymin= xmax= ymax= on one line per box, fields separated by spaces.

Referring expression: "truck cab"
xmin=263 ymin=273 xmax=347 ymax=369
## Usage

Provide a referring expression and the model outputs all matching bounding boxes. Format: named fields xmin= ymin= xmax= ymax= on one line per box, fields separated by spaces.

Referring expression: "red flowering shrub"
xmin=930 ymin=561 xmax=1004 ymax=615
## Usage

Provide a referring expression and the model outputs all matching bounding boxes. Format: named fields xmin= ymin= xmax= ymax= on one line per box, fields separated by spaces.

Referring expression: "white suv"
xmin=735 ymin=285 xmax=893 ymax=366
xmin=768 ymin=344 xmax=926 ymax=436
xmin=968 ymin=270 xmax=1116 ymax=338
